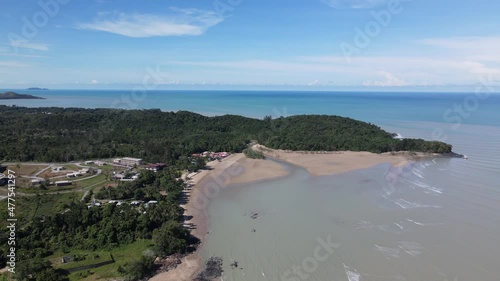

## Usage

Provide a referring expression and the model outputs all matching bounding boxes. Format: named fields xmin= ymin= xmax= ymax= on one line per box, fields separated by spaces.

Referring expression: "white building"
xmin=52 ymin=166 xmax=65 ymax=172
xmin=55 ymin=181 xmax=72 ymax=186
xmin=113 ymin=157 xmax=143 ymax=166
xmin=67 ymin=172 xmax=82 ymax=178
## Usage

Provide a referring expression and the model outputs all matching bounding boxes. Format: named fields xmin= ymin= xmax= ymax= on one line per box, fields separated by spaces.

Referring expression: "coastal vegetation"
xmin=0 ymin=168 xmax=197 ymax=280
xmin=0 ymin=106 xmax=452 ymax=164
xmin=243 ymin=147 xmax=266 ymax=159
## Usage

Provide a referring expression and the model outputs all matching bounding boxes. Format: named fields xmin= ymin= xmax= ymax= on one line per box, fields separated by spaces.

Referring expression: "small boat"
xmin=463 ymin=155 xmax=468 ymax=159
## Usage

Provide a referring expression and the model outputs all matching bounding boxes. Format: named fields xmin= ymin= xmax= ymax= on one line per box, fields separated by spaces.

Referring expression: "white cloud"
xmin=91 ymin=80 xmax=99 ymax=84
xmin=322 ymin=0 xmax=390 ymax=9
xmin=0 ymin=61 xmax=29 ymax=68
xmin=363 ymin=71 xmax=408 ymax=87
xmin=8 ymin=40 xmax=49 ymax=51
xmin=419 ymin=36 xmax=500 ymax=63
xmin=169 ymin=54 xmax=500 ymax=86
xmin=77 ymin=8 xmax=223 ymax=38
xmin=419 ymin=36 xmax=500 ymax=52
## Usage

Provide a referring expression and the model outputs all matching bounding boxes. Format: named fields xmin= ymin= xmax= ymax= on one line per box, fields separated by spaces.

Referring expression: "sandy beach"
xmin=150 ymin=148 xmax=413 ymax=280
xmin=253 ymin=145 xmax=411 ymax=176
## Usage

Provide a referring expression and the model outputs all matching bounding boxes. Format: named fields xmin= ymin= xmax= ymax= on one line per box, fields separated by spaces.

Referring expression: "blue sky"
xmin=1 ymin=0 xmax=500 ymax=90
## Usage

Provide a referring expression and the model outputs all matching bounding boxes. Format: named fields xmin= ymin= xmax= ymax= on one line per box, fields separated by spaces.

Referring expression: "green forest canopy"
xmin=0 ymin=106 xmax=453 ymax=163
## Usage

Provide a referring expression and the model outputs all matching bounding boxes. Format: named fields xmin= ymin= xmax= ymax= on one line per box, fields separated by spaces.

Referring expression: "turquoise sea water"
xmin=2 ymin=90 xmax=500 ymax=280
xmin=2 ymin=89 xmax=500 ymax=127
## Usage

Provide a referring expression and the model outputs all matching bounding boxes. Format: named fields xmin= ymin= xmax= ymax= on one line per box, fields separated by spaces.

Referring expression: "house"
xmin=52 ymin=166 xmax=65 ymax=172
xmin=84 ymin=161 xmax=94 ymax=165
xmin=113 ymin=174 xmax=125 ymax=179
xmin=55 ymin=181 xmax=72 ymax=186
xmin=95 ymin=161 xmax=106 ymax=166
xmin=66 ymin=172 xmax=82 ymax=178
xmin=120 ymin=179 xmax=135 ymax=182
xmin=31 ymin=179 xmax=43 ymax=185
xmin=145 ymin=200 xmax=158 ymax=208
xmin=113 ymin=157 xmax=143 ymax=166
xmin=79 ymin=168 xmax=93 ymax=174
xmin=210 ymin=152 xmax=230 ymax=159
xmin=144 ymin=163 xmax=167 ymax=172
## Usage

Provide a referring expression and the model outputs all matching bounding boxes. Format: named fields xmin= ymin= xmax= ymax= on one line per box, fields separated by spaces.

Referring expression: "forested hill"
xmin=0 ymin=91 xmax=45 ymax=99
xmin=0 ymin=106 xmax=453 ymax=162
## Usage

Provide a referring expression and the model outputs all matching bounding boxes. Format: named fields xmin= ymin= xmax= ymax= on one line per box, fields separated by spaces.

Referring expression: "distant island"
xmin=0 ymin=91 xmax=45 ymax=100
xmin=26 ymin=87 xmax=49 ymax=90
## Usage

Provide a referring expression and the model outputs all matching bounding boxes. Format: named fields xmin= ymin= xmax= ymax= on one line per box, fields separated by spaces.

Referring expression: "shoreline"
xmin=149 ymin=153 xmax=288 ymax=281
xmin=149 ymin=148 xmax=427 ymax=280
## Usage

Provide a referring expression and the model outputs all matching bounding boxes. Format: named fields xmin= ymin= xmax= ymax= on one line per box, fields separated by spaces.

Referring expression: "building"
xmin=144 ymin=163 xmax=167 ymax=172
xmin=113 ymin=157 xmax=143 ymax=166
xmin=113 ymin=174 xmax=125 ymax=179
xmin=84 ymin=161 xmax=94 ymax=165
xmin=210 ymin=152 xmax=229 ymax=159
xmin=55 ymin=181 xmax=72 ymax=186
xmin=66 ymin=172 xmax=82 ymax=178
xmin=52 ymin=166 xmax=65 ymax=172
xmin=31 ymin=179 xmax=42 ymax=185
xmin=79 ymin=168 xmax=94 ymax=174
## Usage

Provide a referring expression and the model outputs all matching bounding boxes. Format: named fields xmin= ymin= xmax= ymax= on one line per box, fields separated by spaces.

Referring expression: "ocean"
xmin=2 ymin=90 xmax=500 ymax=280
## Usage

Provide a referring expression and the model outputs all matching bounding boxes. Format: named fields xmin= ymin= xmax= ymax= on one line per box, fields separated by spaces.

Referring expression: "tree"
xmin=120 ymin=255 xmax=155 ymax=281
xmin=153 ymin=221 xmax=190 ymax=257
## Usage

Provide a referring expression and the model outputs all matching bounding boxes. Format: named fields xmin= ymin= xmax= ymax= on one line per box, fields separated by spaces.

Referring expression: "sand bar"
xmin=253 ymin=144 xmax=412 ymax=176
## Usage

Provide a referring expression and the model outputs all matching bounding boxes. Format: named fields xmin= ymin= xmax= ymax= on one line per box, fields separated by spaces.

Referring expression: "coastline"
xmin=150 ymin=148 xmax=419 ymax=280
xmin=149 ymin=153 xmax=288 ymax=281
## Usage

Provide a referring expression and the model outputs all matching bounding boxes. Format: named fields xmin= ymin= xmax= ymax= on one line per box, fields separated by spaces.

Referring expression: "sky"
xmin=1 ymin=0 xmax=500 ymax=91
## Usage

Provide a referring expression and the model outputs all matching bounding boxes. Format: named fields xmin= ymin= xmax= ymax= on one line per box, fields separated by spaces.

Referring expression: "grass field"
xmin=0 ymin=191 xmax=82 ymax=228
xmin=6 ymin=164 xmax=48 ymax=176
xmin=47 ymin=240 xmax=155 ymax=281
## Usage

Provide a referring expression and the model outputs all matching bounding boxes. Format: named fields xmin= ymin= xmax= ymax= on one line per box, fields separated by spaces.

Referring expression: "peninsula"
xmin=0 ymin=106 xmax=461 ymax=281
xmin=0 ymin=91 xmax=45 ymax=99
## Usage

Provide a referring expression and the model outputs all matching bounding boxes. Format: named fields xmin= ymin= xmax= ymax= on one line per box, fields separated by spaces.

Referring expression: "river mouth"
xmin=200 ymin=147 xmax=499 ymax=281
